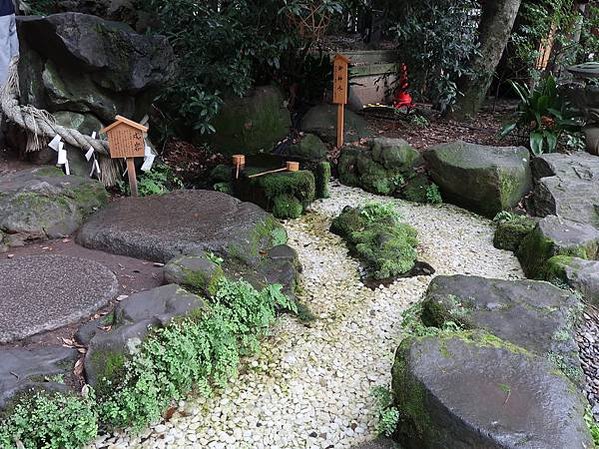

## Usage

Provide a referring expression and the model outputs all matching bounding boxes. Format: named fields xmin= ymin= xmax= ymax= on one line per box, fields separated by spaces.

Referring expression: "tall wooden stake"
xmin=337 ymin=103 xmax=345 ymax=148
xmin=126 ymin=158 xmax=138 ymax=197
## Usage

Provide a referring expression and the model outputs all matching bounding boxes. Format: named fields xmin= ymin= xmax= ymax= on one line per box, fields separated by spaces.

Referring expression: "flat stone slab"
xmin=0 ymin=254 xmax=118 ymax=343
xmin=528 ymin=152 xmax=599 ymax=227
xmin=0 ymin=346 xmax=77 ymax=409
xmin=392 ymin=332 xmax=592 ymax=449
xmin=422 ymin=275 xmax=582 ymax=384
xmin=0 ymin=167 xmax=108 ymax=246
xmin=77 ymin=190 xmax=286 ymax=264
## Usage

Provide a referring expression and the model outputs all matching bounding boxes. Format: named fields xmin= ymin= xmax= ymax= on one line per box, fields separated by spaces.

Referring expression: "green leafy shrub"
xmin=425 ymin=184 xmax=442 ymax=205
xmin=0 ymin=390 xmax=98 ymax=449
xmin=97 ymin=279 xmax=294 ymax=431
xmin=117 ymin=163 xmax=183 ymax=196
xmin=331 ymin=202 xmax=419 ymax=280
xmin=500 ymin=76 xmax=584 ymax=155
xmin=372 ymin=386 xmax=400 ymax=437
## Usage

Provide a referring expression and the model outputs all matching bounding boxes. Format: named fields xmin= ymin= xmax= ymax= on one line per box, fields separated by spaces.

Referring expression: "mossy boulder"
xmin=315 ymin=161 xmax=331 ymax=199
xmin=301 ymin=104 xmax=371 ymax=144
xmin=391 ymin=331 xmax=592 ymax=449
xmin=422 ymin=275 xmax=583 ymax=385
xmin=84 ymin=285 xmax=208 ymax=388
xmin=0 ymin=167 xmax=108 ymax=245
xmin=546 ymin=256 xmax=599 ymax=305
xmin=239 ymin=170 xmax=316 ymax=219
xmin=331 ymin=204 xmax=418 ymax=280
xmin=338 ymin=138 xmax=422 ymax=197
xmin=517 ymin=215 xmax=599 ymax=279
xmin=493 ymin=215 xmax=537 ymax=252
xmin=209 ymin=86 xmax=291 ymax=156
xmin=163 ymin=254 xmax=225 ymax=297
xmin=281 ymin=133 xmax=328 ymax=161
xmin=424 ymin=141 xmax=532 ymax=217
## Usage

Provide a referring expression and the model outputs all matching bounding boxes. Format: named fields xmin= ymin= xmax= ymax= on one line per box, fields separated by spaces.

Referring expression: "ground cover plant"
xmin=0 ymin=279 xmax=295 ymax=448
xmin=330 ymin=202 xmax=418 ymax=280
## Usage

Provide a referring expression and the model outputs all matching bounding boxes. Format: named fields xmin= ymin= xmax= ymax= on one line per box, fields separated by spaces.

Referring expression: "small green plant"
xmin=0 ymin=390 xmax=98 ymax=449
xmin=372 ymin=386 xmax=400 ymax=437
xmin=117 ymin=163 xmax=183 ymax=197
xmin=500 ymin=76 xmax=584 ymax=156
xmin=205 ymin=251 xmax=224 ymax=266
xmin=584 ymin=408 xmax=599 ymax=447
xmin=360 ymin=202 xmax=401 ymax=222
xmin=410 ymin=114 xmax=430 ymax=128
xmin=425 ymin=184 xmax=442 ymax=204
xmin=493 ymin=210 xmax=518 ymax=223
xmin=96 ymin=279 xmax=294 ymax=430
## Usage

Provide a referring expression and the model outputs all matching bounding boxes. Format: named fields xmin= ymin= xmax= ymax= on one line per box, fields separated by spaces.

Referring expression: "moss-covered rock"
xmin=209 ymin=86 xmax=291 ymax=155
xmin=301 ymin=104 xmax=371 ymax=144
xmin=331 ymin=204 xmax=418 ymax=280
xmin=272 ymin=194 xmax=303 ymax=219
xmin=493 ymin=215 xmax=537 ymax=252
xmin=424 ymin=141 xmax=532 ymax=217
xmin=163 ymin=254 xmax=225 ymax=297
xmin=546 ymin=256 xmax=599 ymax=305
xmin=282 ymin=133 xmax=327 ymax=161
xmin=0 ymin=167 xmax=108 ymax=244
xmin=315 ymin=161 xmax=331 ymax=199
xmin=517 ymin=216 xmax=599 ymax=279
xmin=391 ymin=330 xmax=592 ymax=449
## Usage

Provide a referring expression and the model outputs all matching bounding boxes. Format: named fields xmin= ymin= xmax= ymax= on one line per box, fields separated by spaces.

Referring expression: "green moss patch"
xmin=493 ymin=215 xmax=536 ymax=252
xmin=331 ymin=202 xmax=418 ymax=280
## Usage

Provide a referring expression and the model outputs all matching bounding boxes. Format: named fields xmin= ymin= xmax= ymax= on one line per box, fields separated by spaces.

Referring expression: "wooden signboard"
xmin=101 ymin=115 xmax=149 ymax=197
xmin=333 ymin=54 xmax=350 ymax=147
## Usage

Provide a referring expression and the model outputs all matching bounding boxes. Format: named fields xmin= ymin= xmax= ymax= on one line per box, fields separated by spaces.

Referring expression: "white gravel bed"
xmin=92 ymin=183 xmax=523 ymax=449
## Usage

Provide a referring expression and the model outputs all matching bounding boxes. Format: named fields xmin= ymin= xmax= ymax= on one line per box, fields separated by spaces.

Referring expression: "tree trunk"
xmin=452 ymin=0 xmax=523 ymax=119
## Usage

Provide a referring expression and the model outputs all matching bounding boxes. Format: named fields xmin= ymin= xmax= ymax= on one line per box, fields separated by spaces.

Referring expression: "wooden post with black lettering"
xmin=101 ymin=115 xmax=148 ymax=197
xmin=333 ymin=54 xmax=350 ymax=148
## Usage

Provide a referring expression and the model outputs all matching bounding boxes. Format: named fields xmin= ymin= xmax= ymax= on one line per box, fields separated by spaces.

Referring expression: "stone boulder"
xmin=208 ymin=86 xmax=291 ymax=156
xmin=422 ymin=275 xmax=583 ymax=383
xmin=527 ymin=152 xmax=599 ymax=228
xmin=84 ymin=284 xmax=207 ymax=387
xmin=77 ymin=190 xmax=288 ymax=265
xmin=301 ymin=104 xmax=371 ymax=144
xmin=493 ymin=215 xmax=537 ymax=252
xmin=164 ymin=254 xmax=225 ymax=297
xmin=0 ymin=346 xmax=78 ymax=410
xmin=338 ymin=138 xmax=423 ymax=196
xmin=278 ymin=133 xmax=328 ymax=162
xmin=13 ymin=12 xmax=174 ymax=160
xmin=547 ymin=256 xmax=599 ymax=305
xmin=424 ymin=142 xmax=532 ymax=217
xmin=0 ymin=167 xmax=108 ymax=246
xmin=518 ymin=215 xmax=599 ymax=279
xmin=392 ymin=331 xmax=592 ymax=449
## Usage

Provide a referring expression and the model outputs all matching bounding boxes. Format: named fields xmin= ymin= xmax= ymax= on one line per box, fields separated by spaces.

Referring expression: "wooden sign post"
xmin=333 ymin=54 xmax=350 ymax=148
xmin=101 ymin=115 xmax=148 ymax=197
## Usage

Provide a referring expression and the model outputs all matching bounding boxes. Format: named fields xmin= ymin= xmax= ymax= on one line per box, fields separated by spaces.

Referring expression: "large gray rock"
xmin=301 ymin=104 xmax=372 ymax=144
xmin=84 ymin=284 xmax=207 ymax=387
xmin=18 ymin=13 xmax=175 ymax=93
xmin=208 ymin=86 xmax=291 ymax=156
xmin=546 ymin=256 xmax=599 ymax=305
xmin=0 ymin=254 xmax=118 ymax=343
xmin=518 ymin=215 xmax=599 ymax=279
xmin=528 ymin=152 xmax=599 ymax=227
xmin=0 ymin=346 xmax=78 ymax=410
xmin=424 ymin=142 xmax=532 ymax=217
xmin=392 ymin=332 xmax=592 ymax=449
xmin=0 ymin=167 xmax=108 ymax=245
xmin=422 ymin=275 xmax=583 ymax=383
xmin=77 ymin=190 xmax=287 ymax=265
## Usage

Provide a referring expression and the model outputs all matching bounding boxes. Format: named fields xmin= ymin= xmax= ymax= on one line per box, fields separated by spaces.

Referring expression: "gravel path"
xmin=92 ymin=184 xmax=523 ymax=449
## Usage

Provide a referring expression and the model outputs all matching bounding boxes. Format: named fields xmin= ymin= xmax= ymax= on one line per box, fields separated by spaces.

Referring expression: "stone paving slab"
xmin=0 ymin=254 xmax=118 ymax=343
xmin=77 ymin=190 xmax=285 ymax=264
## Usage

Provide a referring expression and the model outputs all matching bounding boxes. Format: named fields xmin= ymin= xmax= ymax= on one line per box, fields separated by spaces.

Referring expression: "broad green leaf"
xmin=530 ymin=131 xmax=544 ymax=156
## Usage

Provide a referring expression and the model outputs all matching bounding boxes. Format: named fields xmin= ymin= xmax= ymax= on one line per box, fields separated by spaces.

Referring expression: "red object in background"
xmin=394 ymin=63 xmax=414 ymax=109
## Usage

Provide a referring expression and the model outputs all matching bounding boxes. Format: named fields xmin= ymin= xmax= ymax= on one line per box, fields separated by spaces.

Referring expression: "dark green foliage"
xmin=331 ymin=202 xmax=418 ymax=280
xmin=117 ymin=163 xmax=183 ymax=197
xmin=493 ymin=214 xmax=536 ymax=252
xmin=96 ymin=279 xmax=295 ymax=430
xmin=500 ymin=76 xmax=584 ymax=155
xmin=273 ymin=194 xmax=304 ymax=219
xmin=0 ymin=390 xmax=98 ymax=449
xmin=390 ymin=0 xmax=480 ymax=113
xmin=315 ymin=162 xmax=331 ymax=199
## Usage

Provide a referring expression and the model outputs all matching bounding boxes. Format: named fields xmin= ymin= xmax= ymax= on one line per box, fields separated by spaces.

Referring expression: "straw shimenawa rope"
xmin=0 ymin=58 xmax=122 ymax=185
